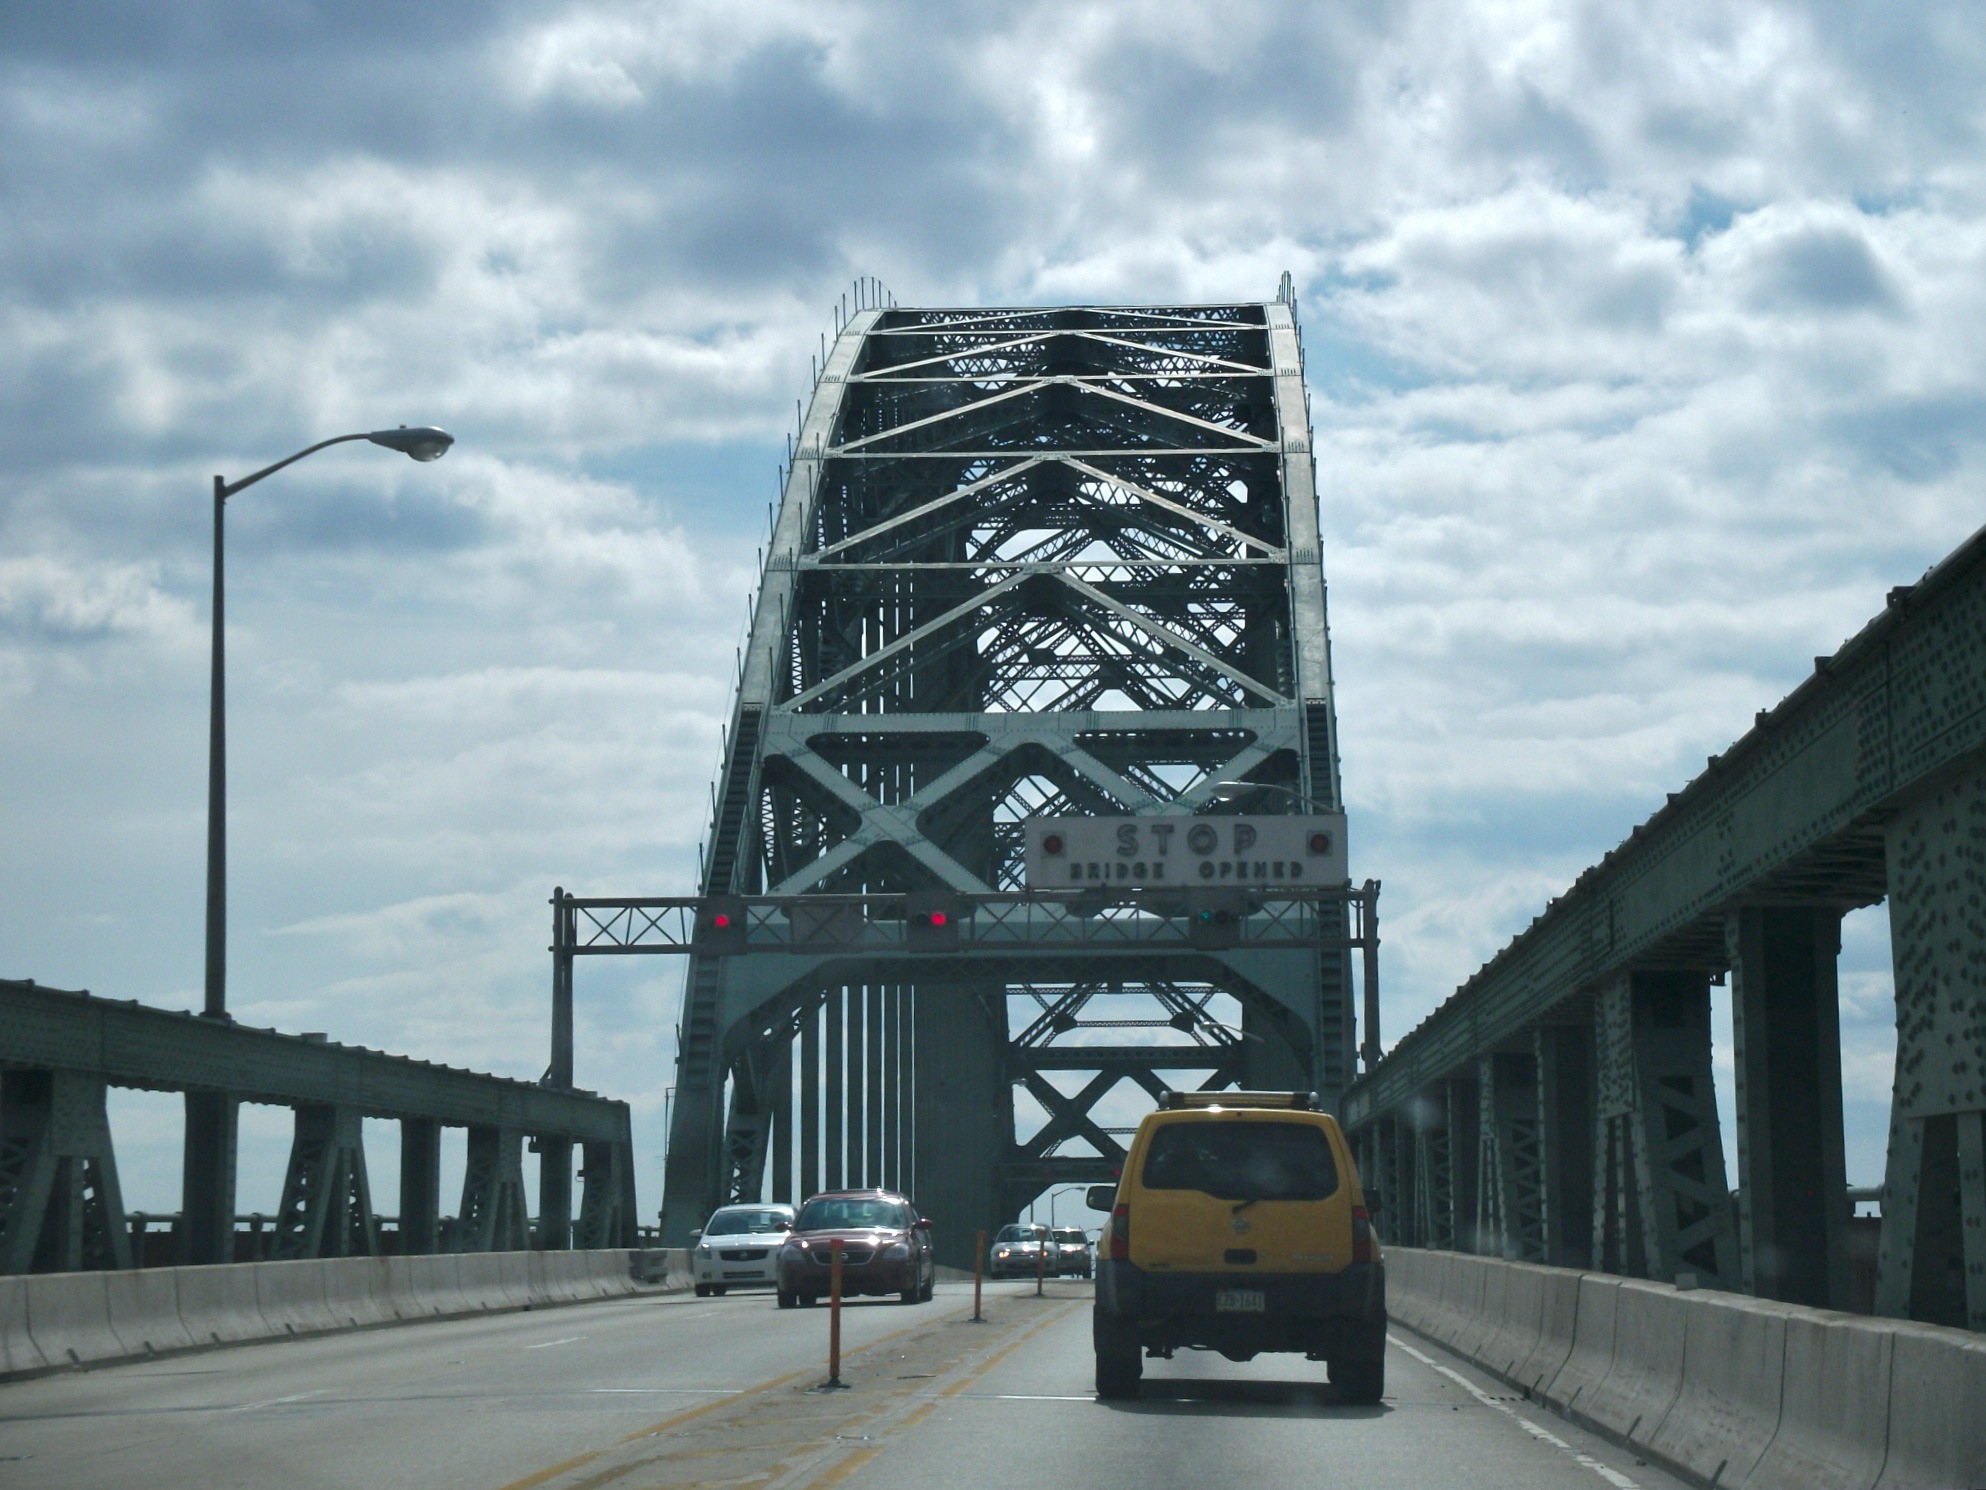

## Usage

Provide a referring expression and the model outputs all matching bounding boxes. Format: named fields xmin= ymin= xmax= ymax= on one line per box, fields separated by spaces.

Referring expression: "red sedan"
xmin=776 ymin=1190 xmax=936 ymax=1308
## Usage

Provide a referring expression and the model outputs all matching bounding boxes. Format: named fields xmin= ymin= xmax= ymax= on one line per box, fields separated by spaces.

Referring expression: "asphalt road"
xmin=0 ymin=1279 xmax=1691 ymax=1490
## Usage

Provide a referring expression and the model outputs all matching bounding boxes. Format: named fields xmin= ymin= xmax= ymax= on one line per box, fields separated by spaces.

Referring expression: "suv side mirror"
xmin=1085 ymin=1184 xmax=1117 ymax=1212
xmin=1363 ymin=1188 xmax=1382 ymax=1214
xmin=776 ymin=1219 xmax=792 ymax=1230
xmin=689 ymin=1228 xmax=703 ymax=1241
xmin=916 ymin=1218 xmax=932 ymax=1230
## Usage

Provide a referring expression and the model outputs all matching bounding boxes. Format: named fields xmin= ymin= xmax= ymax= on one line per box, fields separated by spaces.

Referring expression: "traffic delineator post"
xmin=823 ymin=1238 xmax=847 ymax=1389
xmin=1036 ymin=1229 xmax=1045 ymax=1296
xmin=972 ymin=1230 xmax=985 ymax=1323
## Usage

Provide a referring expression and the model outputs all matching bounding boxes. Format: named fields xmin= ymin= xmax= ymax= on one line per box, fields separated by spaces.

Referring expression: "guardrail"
xmin=1386 ymin=1246 xmax=1985 ymax=1489
xmin=0 ymin=1248 xmax=692 ymax=1380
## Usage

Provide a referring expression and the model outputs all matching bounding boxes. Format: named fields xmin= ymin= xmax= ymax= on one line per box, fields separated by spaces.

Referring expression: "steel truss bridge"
xmin=0 ymin=978 xmax=637 ymax=1273
xmin=625 ymin=289 xmax=1363 ymax=1260
xmin=1346 ymin=520 xmax=1986 ymax=1334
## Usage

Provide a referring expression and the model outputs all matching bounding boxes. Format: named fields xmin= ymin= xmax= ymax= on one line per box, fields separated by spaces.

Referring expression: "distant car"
xmin=692 ymin=1203 xmax=796 ymax=1296
xmin=776 ymin=1190 xmax=936 ymax=1308
xmin=988 ymin=1222 xmax=1054 ymax=1279
xmin=1052 ymin=1226 xmax=1093 ymax=1278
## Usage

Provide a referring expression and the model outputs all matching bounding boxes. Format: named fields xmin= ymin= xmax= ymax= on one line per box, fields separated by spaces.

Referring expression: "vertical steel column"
xmin=577 ymin=1135 xmax=637 ymax=1248
xmin=400 ymin=1117 xmax=441 ymax=1255
xmin=883 ymin=986 xmax=903 ymax=1191
xmin=1591 ymin=971 xmax=1740 ymax=1286
xmin=459 ymin=1125 xmax=528 ymax=1252
xmin=1729 ymin=906 xmax=1851 ymax=1307
xmin=824 ymin=989 xmax=844 ymax=1190
xmin=180 ymin=1090 xmax=239 ymax=1265
xmin=866 ymin=985 xmax=885 ymax=1186
xmin=846 ymin=986 xmax=865 ymax=1187
xmin=912 ymin=985 xmax=1008 ymax=1270
xmin=273 ymin=1104 xmax=378 ymax=1259
xmin=0 ymin=1071 xmax=133 ymax=1274
xmin=1446 ymin=1072 xmax=1480 ymax=1252
xmin=770 ymin=1038 xmax=793 ymax=1205
xmin=1477 ymin=1051 xmax=1546 ymax=1260
xmin=1537 ymin=1023 xmax=1596 ymax=1269
xmin=800 ymin=1003 xmax=820 ymax=1200
xmin=537 ymin=1138 xmax=573 ymax=1251
xmin=1413 ymin=1089 xmax=1454 ymax=1250
xmin=1876 ymin=763 xmax=1986 ymax=1330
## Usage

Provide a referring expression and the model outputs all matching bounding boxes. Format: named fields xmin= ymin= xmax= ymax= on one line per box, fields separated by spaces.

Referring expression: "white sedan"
xmin=691 ymin=1204 xmax=797 ymax=1295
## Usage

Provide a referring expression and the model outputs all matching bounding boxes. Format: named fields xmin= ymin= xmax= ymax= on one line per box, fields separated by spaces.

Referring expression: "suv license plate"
xmin=1215 ymin=1288 xmax=1266 ymax=1313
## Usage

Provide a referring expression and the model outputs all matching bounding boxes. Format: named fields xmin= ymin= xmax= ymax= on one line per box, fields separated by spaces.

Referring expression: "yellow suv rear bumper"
xmin=1095 ymin=1259 xmax=1386 ymax=1361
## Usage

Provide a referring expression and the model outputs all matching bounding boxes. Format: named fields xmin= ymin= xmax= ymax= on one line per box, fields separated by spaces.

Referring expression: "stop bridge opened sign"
xmin=1022 ymin=813 xmax=1349 ymax=889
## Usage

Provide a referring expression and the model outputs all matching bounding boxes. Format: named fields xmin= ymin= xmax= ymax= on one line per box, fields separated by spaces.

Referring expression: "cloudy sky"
xmin=4 ymin=0 xmax=1981 ymax=1219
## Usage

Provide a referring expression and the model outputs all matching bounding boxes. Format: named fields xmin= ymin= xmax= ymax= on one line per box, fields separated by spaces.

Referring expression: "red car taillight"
xmin=1351 ymin=1205 xmax=1374 ymax=1264
xmin=1108 ymin=1203 xmax=1131 ymax=1261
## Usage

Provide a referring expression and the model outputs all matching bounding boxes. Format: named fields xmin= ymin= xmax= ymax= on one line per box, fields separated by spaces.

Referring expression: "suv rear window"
xmin=1141 ymin=1120 xmax=1339 ymax=1201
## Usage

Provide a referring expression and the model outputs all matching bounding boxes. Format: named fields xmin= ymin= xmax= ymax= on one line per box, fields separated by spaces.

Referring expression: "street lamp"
xmin=202 ymin=426 xmax=454 ymax=1020
xmin=1045 ymin=1184 xmax=1088 ymax=1229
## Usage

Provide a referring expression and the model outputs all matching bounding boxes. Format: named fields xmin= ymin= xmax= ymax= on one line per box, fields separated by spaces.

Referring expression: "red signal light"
xmin=1042 ymin=833 xmax=1064 ymax=855
xmin=1308 ymin=831 xmax=1332 ymax=854
xmin=928 ymin=911 xmax=948 ymax=927
xmin=712 ymin=913 xmax=733 ymax=929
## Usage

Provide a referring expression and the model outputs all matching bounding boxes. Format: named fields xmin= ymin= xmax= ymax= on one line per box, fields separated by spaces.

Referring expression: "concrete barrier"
xmin=319 ymin=1256 xmax=397 ymax=1329
xmin=1873 ymin=1324 xmax=1986 ymax=1490
xmin=1567 ymin=1279 xmax=1687 ymax=1444
xmin=102 ymin=1266 xmax=195 ymax=1356
xmin=1545 ymin=1272 xmax=1621 ymax=1417
xmin=4 ymin=1247 xmax=680 ymax=1381
xmin=452 ymin=1255 xmax=504 ymax=1311
xmin=0 ymin=1275 xmax=48 ymax=1375
xmin=1477 ymin=1260 xmax=1547 ymax=1382
xmin=1643 ymin=1290 xmax=1794 ymax=1489
xmin=1749 ymin=1313 xmax=1894 ymax=1490
xmin=174 ymin=1260 xmax=270 ymax=1343
xmin=24 ymin=1271 xmax=119 ymax=1367
xmin=254 ymin=1258 xmax=340 ymax=1337
xmin=1511 ymin=1264 xmax=1581 ymax=1396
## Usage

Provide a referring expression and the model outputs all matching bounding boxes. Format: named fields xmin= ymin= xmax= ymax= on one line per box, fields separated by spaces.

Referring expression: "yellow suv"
xmin=1087 ymin=1091 xmax=1386 ymax=1402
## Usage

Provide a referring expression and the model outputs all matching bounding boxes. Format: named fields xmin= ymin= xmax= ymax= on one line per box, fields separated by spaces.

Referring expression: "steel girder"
xmin=660 ymin=297 xmax=1354 ymax=1258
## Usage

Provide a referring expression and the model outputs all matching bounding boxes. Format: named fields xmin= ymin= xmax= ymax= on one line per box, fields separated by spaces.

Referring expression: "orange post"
xmin=972 ymin=1229 xmax=985 ymax=1322
xmin=827 ymin=1238 xmax=845 ymax=1387
xmin=1036 ymin=1228 xmax=1046 ymax=1296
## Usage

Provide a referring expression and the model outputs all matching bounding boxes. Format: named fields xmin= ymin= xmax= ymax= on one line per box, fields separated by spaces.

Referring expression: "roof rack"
xmin=1162 ymin=1090 xmax=1315 ymax=1110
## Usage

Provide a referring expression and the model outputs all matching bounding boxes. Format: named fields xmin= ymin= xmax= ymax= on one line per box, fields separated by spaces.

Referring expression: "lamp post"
xmin=203 ymin=426 xmax=453 ymax=1021
xmin=181 ymin=425 xmax=453 ymax=1267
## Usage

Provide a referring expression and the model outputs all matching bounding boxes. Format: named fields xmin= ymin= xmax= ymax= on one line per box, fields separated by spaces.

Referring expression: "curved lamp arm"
xmin=218 ymin=426 xmax=453 ymax=498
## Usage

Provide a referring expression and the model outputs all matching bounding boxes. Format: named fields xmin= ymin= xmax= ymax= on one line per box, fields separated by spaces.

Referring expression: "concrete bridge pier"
xmin=1876 ymin=761 xmax=1986 ymax=1331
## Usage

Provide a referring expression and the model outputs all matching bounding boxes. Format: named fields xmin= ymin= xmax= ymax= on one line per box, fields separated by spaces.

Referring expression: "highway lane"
xmin=0 ymin=1279 xmax=1691 ymax=1490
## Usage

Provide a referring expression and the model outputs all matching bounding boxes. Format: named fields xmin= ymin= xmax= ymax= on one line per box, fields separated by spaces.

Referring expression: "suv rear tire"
xmin=1093 ymin=1316 xmax=1143 ymax=1400
xmin=777 ymin=1290 xmax=797 ymax=1310
xmin=1332 ymin=1357 xmax=1384 ymax=1405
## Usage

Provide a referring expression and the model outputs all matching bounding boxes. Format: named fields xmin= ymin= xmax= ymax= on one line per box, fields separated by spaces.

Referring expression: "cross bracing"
xmin=656 ymin=293 xmax=1357 ymax=1261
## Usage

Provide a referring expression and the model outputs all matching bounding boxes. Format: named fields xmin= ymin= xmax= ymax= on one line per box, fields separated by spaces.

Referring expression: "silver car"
xmin=988 ymin=1222 xmax=1054 ymax=1279
xmin=1051 ymin=1226 xmax=1092 ymax=1278
xmin=692 ymin=1204 xmax=796 ymax=1295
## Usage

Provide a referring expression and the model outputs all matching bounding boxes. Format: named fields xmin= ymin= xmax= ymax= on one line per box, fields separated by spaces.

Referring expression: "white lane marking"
xmin=228 ymin=1389 xmax=326 ymax=1412
xmin=527 ymin=1336 xmax=583 ymax=1350
xmin=979 ymin=1393 xmax=1094 ymax=1401
xmin=1393 ymin=1340 xmax=1643 ymax=1490
xmin=588 ymin=1388 xmax=742 ymax=1396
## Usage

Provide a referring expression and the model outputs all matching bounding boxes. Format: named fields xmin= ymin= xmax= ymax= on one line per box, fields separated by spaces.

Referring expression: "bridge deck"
xmin=0 ymin=1282 xmax=1684 ymax=1490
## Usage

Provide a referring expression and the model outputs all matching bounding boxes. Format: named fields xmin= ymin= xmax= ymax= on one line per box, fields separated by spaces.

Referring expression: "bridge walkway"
xmin=0 ymin=1281 xmax=1677 ymax=1490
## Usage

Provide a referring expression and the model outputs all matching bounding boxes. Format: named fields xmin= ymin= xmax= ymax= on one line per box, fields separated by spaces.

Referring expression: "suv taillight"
xmin=1351 ymin=1205 xmax=1374 ymax=1264
xmin=1108 ymin=1203 xmax=1130 ymax=1261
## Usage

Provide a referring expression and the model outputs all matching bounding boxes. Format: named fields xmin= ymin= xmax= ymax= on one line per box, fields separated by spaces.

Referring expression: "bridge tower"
xmin=659 ymin=287 xmax=1354 ymax=1259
